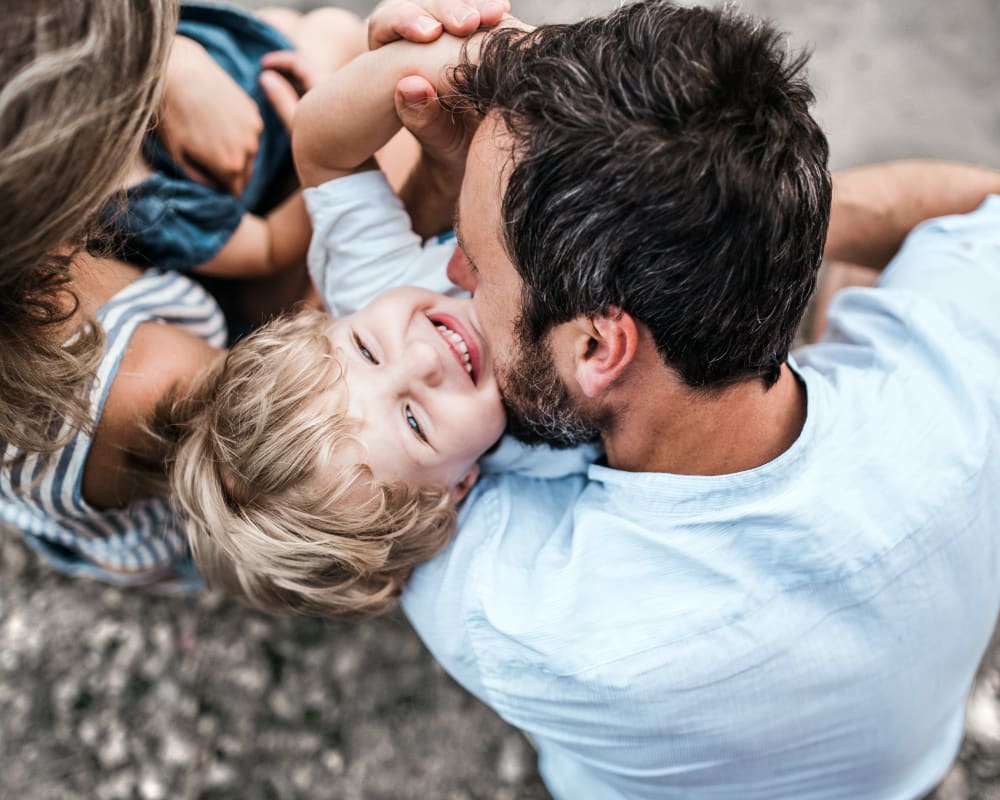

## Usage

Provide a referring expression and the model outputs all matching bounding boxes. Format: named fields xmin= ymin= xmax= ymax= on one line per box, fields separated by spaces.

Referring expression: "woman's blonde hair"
xmin=164 ymin=309 xmax=456 ymax=620
xmin=0 ymin=0 xmax=177 ymax=458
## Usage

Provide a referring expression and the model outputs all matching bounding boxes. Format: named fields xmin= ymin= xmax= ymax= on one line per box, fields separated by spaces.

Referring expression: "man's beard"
xmin=497 ymin=334 xmax=603 ymax=449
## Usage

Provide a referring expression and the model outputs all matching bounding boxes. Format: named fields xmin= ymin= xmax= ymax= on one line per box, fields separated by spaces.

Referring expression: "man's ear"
xmin=450 ymin=463 xmax=481 ymax=505
xmin=572 ymin=307 xmax=639 ymax=399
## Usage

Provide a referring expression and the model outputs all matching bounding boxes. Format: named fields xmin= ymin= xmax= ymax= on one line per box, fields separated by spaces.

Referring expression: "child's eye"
xmin=405 ymin=406 xmax=428 ymax=443
xmin=353 ymin=332 xmax=378 ymax=364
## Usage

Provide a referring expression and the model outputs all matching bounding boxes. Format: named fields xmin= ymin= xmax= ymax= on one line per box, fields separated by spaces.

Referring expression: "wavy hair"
xmin=0 ymin=0 xmax=177 ymax=458
xmin=450 ymin=0 xmax=831 ymax=390
xmin=160 ymin=309 xmax=456 ymax=620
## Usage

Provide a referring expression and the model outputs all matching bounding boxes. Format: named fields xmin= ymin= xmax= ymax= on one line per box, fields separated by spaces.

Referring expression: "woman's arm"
xmin=82 ymin=321 xmax=223 ymax=509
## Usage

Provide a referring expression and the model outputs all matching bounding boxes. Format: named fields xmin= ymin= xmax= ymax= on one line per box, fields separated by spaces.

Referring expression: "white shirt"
xmin=305 ymin=169 xmax=461 ymax=315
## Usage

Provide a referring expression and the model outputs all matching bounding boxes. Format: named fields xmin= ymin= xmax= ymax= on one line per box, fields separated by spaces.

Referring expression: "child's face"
xmin=326 ymin=286 xmax=506 ymax=499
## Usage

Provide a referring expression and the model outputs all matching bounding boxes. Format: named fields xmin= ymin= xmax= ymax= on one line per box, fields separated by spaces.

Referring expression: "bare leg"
xmin=257 ymin=7 xmax=367 ymax=74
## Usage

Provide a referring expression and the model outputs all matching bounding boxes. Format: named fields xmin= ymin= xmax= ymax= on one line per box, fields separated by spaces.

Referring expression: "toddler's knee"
xmin=305 ymin=7 xmax=366 ymax=42
xmin=255 ymin=7 xmax=303 ymax=40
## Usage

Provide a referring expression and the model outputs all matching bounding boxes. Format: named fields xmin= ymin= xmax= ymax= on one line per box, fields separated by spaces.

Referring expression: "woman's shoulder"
xmin=82 ymin=319 xmax=223 ymax=509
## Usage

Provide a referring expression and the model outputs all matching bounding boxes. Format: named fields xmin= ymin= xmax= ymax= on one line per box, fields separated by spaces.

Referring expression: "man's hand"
xmin=396 ymin=74 xmax=477 ymax=236
xmin=159 ymin=35 xmax=263 ymax=197
xmin=368 ymin=0 xmax=509 ymax=49
xmin=395 ymin=75 xmax=476 ymax=179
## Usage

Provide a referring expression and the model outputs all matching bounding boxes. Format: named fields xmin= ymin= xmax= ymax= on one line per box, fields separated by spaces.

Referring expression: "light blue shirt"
xmin=403 ymin=196 xmax=1000 ymax=799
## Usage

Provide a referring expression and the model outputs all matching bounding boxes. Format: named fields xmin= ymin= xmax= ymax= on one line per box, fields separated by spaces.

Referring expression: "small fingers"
xmin=259 ymin=69 xmax=301 ymax=131
xmin=368 ymin=0 xmax=513 ymax=50
xmin=474 ymin=0 xmax=510 ymax=28
xmin=260 ymin=50 xmax=317 ymax=94
xmin=414 ymin=0 xmax=511 ymax=37
xmin=369 ymin=0 xmax=442 ymax=49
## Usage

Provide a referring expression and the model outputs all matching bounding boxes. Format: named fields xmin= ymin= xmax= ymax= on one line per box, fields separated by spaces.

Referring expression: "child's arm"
xmin=293 ymin=33 xmax=473 ymax=189
xmin=191 ymin=194 xmax=311 ymax=280
xmin=270 ymin=34 xmax=480 ymax=315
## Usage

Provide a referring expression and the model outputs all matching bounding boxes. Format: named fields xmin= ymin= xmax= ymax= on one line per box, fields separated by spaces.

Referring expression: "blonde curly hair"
xmin=163 ymin=309 xmax=456 ymax=619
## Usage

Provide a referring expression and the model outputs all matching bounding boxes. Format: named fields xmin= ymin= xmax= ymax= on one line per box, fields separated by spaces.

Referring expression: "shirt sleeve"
xmin=303 ymin=170 xmax=459 ymax=316
xmin=877 ymin=193 xmax=1000 ymax=348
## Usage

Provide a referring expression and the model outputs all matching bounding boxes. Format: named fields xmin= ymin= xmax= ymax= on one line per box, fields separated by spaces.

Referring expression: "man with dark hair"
xmin=369 ymin=1 xmax=1000 ymax=796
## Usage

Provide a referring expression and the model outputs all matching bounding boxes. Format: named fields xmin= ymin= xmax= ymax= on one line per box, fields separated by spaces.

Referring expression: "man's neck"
xmin=602 ymin=362 xmax=806 ymax=476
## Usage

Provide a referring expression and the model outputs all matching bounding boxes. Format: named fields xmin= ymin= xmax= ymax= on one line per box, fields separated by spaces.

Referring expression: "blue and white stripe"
xmin=0 ymin=269 xmax=226 ymax=587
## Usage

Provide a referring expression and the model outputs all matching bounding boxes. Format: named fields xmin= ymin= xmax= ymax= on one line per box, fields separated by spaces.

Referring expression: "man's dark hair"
xmin=451 ymin=0 xmax=831 ymax=389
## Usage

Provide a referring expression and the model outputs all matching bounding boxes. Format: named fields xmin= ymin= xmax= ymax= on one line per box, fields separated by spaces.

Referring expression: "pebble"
xmin=206 ymin=760 xmax=237 ymax=787
xmin=139 ymin=775 xmax=166 ymax=800
xmin=496 ymin=734 xmax=531 ymax=784
xmin=967 ymin=678 xmax=1000 ymax=747
xmin=161 ymin=729 xmax=196 ymax=765
xmin=96 ymin=770 xmax=136 ymax=800
xmin=98 ymin=726 xmax=130 ymax=770
xmin=322 ymin=749 xmax=346 ymax=775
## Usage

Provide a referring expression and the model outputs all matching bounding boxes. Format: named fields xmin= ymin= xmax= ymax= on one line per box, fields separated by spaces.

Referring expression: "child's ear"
xmin=573 ymin=307 xmax=639 ymax=399
xmin=450 ymin=463 xmax=481 ymax=505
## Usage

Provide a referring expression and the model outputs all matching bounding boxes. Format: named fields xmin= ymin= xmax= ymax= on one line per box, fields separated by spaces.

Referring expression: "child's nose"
xmin=408 ymin=339 xmax=444 ymax=387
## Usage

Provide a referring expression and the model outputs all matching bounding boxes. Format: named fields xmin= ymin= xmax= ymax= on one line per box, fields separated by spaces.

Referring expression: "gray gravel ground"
xmin=3 ymin=1 xmax=1000 ymax=798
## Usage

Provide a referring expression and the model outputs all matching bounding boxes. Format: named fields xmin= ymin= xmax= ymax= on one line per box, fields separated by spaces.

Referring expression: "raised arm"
xmin=292 ymin=34 xmax=471 ymax=189
xmin=826 ymin=160 xmax=1000 ymax=269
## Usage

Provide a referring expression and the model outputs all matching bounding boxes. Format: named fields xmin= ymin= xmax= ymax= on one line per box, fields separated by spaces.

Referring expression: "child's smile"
xmin=429 ymin=315 xmax=479 ymax=382
xmin=323 ymin=286 xmax=507 ymax=500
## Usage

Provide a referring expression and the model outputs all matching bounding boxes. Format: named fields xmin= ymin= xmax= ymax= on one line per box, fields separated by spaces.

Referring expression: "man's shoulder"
xmin=872 ymin=194 xmax=1000 ymax=351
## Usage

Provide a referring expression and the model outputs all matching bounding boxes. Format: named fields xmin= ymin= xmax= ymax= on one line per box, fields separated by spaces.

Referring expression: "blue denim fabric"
xmin=109 ymin=2 xmax=295 ymax=272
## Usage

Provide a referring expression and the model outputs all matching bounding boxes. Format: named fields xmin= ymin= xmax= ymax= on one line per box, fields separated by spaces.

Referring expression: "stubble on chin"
xmin=497 ymin=338 xmax=602 ymax=449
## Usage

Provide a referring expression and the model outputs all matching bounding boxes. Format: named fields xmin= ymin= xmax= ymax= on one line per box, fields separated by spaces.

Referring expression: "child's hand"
xmin=259 ymin=51 xmax=321 ymax=132
xmin=368 ymin=0 xmax=510 ymax=50
xmin=160 ymin=35 xmax=263 ymax=197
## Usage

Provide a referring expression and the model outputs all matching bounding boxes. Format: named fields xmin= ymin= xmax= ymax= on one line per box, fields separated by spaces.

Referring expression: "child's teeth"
xmin=435 ymin=323 xmax=471 ymax=365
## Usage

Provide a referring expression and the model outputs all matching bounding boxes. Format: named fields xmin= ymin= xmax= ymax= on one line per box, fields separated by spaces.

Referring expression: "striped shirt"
xmin=0 ymin=269 xmax=226 ymax=587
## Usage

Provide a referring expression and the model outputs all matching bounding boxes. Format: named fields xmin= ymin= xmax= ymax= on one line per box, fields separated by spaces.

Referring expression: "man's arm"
xmin=826 ymin=161 xmax=1000 ymax=269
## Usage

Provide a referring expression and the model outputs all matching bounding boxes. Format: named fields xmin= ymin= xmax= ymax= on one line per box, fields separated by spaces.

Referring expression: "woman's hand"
xmin=159 ymin=35 xmax=263 ymax=196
